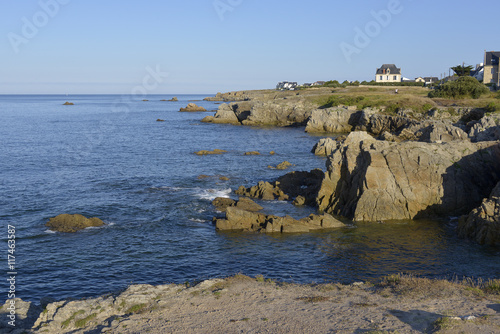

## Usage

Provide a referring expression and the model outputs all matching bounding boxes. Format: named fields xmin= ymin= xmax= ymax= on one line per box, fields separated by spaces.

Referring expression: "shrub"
xmin=429 ymin=76 xmax=489 ymax=99
xmin=321 ymin=95 xmax=365 ymax=108
xmin=485 ymin=102 xmax=498 ymax=113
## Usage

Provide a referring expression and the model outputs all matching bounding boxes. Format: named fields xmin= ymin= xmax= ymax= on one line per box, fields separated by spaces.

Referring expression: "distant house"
xmin=276 ymin=81 xmax=298 ymax=91
xmin=483 ymin=51 xmax=500 ymax=87
xmin=312 ymin=81 xmax=326 ymax=86
xmin=375 ymin=64 xmax=402 ymax=83
xmin=471 ymin=63 xmax=484 ymax=82
xmin=414 ymin=76 xmax=438 ymax=85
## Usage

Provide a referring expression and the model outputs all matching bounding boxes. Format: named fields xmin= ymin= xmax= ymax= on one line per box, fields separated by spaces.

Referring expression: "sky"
xmin=0 ymin=0 xmax=498 ymax=94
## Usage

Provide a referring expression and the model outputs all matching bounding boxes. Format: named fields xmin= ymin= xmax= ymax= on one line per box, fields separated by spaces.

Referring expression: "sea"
xmin=1 ymin=94 xmax=499 ymax=304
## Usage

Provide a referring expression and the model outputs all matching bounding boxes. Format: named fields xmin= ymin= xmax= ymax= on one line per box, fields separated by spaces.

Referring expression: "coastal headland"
xmin=4 ymin=85 xmax=500 ymax=333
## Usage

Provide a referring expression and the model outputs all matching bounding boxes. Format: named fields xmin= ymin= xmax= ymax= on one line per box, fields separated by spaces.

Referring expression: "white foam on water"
xmin=189 ymin=218 xmax=206 ymax=223
xmin=44 ymin=229 xmax=57 ymax=234
xmin=196 ymin=188 xmax=232 ymax=201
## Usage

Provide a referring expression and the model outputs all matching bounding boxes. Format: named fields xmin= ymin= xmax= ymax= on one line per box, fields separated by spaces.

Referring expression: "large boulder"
xmin=355 ymin=109 xmax=417 ymax=135
xmin=212 ymin=197 xmax=263 ymax=212
xmin=46 ymin=214 xmax=105 ymax=233
xmin=305 ymin=107 xmax=360 ymax=133
xmin=312 ymin=137 xmax=342 ymax=156
xmin=316 ymin=131 xmax=500 ymax=221
xmin=215 ymin=207 xmax=345 ymax=233
xmin=241 ymin=100 xmax=316 ymax=127
xmin=201 ymin=103 xmax=240 ymax=124
xmin=468 ymin=117 xmax=500 ymax=142
xmin=402 ymin=120 xmax=468 ymax=143
xmin=457 ymin=182 xmax=500 ymax=245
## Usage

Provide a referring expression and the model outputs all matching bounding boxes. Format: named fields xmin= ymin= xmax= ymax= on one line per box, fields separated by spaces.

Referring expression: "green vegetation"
xmin=451 ymin=64 xmax=474 ymax=77
xmin=61 ymin=310 xmax=85 ymax=328
xmin=75 ymin=313 xmax=97 ymax=328
xmin=126 ymin=303 xmax=147 ymax=314
xmin=428 ymin=77 xmax=489 ymax=99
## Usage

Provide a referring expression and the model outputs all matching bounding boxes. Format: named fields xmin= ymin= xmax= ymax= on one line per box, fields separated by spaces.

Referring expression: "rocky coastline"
xmin=5 ymin=87 xmax=500 ymax=333
xmin=200 ymin=87 xmax=500 ymax=245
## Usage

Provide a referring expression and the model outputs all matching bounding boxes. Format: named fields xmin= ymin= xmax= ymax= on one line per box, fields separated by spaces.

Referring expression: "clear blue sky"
xmin=0 ymin=0 xmax=498 ymax=94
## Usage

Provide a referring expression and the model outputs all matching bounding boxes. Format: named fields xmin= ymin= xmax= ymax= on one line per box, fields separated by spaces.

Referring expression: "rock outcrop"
xmin=268 ymin=161 xmax=294 ymax=170
xmin=62 ymin=102 xmax=74 ymax=105
xmin=46 ymin=214 xmax=105 ymax=233
xmin=212 ymin=197 xmax=263 ymax=212
xmin=316 ymin=131 xmax=500 ymax=221
xmin=236 ymin=170 xmax=324 ymax=206
xmin=201 ymin=103 xmax=241 ymax=124
xmin=312 ymin=137 xmax=341 ymax=156
xmin=354 ymin=109 xmax=417 ymax=135
xmin=180 ymin=103 xmax=207 ymax=112
xmin=305 ymin=107 xmax=360 ymax=133
xmin=457 ymin=182 xmax=500 ymax=245
xmin=203 ymin=100 xmax=316 ymax=127
xmin=215 ymin=207 xmax=345 ymax=233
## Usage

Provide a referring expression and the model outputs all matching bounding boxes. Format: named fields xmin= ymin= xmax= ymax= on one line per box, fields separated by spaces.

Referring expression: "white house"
xmin=375 ymin=64 xmax=402 ymax=83
xmin=276 ymin=81 xmax=298 ymax=90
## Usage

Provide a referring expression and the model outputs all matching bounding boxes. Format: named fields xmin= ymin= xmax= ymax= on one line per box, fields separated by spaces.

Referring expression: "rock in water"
xmin=46 ymin=214 xmax=105 ymax=233
xmin=458 ymin=182 xmax=500 ymax=245
xmin=215 ymin=207 xmax=345 ymax=233
xmin=194 ymin=149 xmax=227 ymax=155
xmin=62 ymin=102 xmax=74 ymax=105
xmin=179 ymin=103 xmax=207 ymax=112
xmin=316 ymin=131 xmax=500 ymax=221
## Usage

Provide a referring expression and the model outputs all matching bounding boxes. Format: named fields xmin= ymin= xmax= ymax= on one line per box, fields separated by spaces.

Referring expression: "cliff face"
xmin=316 ymin=132 xmax=500 ymax=221
xmin=458 ymin=182 xmax=500 ymax=245
xmin=202 ymin=99 xmax=316 ymax=127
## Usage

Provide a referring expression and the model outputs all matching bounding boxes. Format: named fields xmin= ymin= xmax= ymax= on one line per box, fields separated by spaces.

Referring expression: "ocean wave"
xmin=196 ymin=188 xmax=232 ymax=201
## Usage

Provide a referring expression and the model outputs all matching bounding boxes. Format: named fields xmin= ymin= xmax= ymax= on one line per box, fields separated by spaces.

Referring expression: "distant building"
xmin=483 ymin=51 xmax=500 ymax=87
xmin=375 ymin=64 xmax=402 ymax=83
xmin=276 ymin=81 xmax=298 ymax=91
xmin=312 ymin=81 xmax=325 ymax=86
xmin=471 ymin=63 xmax=484 ymax=82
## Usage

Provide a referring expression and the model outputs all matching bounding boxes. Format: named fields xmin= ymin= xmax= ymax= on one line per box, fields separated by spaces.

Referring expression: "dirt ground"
xmin=37 ymin=274 xmax=500 ymax=334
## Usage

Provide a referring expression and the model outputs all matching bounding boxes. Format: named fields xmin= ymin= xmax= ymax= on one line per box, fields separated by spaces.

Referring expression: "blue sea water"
xmin=1 ymin=94 xmax=499 ymax=304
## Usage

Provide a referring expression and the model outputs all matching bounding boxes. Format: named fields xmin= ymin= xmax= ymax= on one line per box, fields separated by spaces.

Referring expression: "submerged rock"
xmin=268 ymin=161 xmax=294 ymax=170
xmin=458 ymin=182 xmax=500 ymax=245
xmin=316 ymin=131 xmax=500 ymax=221
xmin=46 ymin=214 xmax=105 ymax=233
xmin=194 ymin=149 xmax=227 ymax=155
xmin=244 ymin=151 xmax=261 ymax=156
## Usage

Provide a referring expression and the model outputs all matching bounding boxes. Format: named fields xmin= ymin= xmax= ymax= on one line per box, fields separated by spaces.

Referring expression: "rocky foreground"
xmin=3 ymin=275 xmax=500 ymax=333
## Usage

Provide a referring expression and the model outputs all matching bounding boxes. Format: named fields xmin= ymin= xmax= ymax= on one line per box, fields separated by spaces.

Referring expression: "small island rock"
xmin=46 ymin=214 xmax=104 ymax=233
xmin=180 ymin=103 xmax=207 ymax=112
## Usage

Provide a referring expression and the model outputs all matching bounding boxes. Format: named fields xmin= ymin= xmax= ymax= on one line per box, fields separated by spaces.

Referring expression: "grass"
xmin=432 ymin=316 xmax=459 ymax=332
xmin=126 ymin=303 xmax=147 ymax=314
xmin=75 ymin=313 xmax=97 ymax=328
xmin=61 ymin=310 xmax=85 ymax=328
xmin=302 ymin=85 xmax=499 ymax=115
